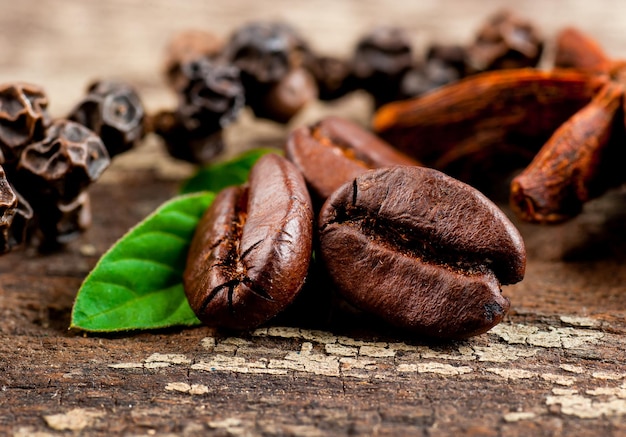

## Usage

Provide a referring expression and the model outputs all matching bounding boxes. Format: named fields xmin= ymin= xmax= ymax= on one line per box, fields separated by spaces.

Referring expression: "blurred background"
xmin=2 ymin=0 xmax=626 ymax=116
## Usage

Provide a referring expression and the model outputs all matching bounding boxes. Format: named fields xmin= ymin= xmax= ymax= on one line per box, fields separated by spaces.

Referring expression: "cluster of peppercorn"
xmin=151 ymin=10 xmax=543 ymax=165
xmin=0 ymin=80 xmax=146 ymax=255
xmin=0 ymin=9 xmax=543 ymax=256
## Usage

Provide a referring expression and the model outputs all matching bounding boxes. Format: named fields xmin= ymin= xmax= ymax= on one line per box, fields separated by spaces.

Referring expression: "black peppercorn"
xmin=177 ymin=58 xmax=245 ymax=131
xmin=222 ymin=21 xmax=317 ymax=122
xmin=36 ymin=191 xmax=92 ymax=248
xmin=465 ymin=10 xmax=544 ymax=73
xmin=223 ymin=21 xmax=312 ymax=85
xmin=15 ymin=119 xmax=110 ymax=203
xmin=0 ymin=83 xmax=51 ymax=167
xmin=164 ymin=29 xmax=225 ymax=90
xmin=307 ymin=55 xmax=358 ymax=101
xmin=352 ymin=26 xmax=413 ymax=107
xmin=68 ymin=80 xmax=146 ymax=158
xmin=152 ymin=110 xmax=225 ymax=165
xmin=0 ymin=166 xmax=33 ymax=253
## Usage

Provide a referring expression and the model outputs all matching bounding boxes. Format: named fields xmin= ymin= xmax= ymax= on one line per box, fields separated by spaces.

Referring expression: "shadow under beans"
xmin=513 ymin=187 xmax=626 ymax=263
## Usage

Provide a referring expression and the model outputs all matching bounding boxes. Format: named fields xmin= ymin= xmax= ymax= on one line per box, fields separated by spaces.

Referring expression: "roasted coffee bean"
xmin=0 ymin=83 xmax=51 ymax=166
xmin=16 ymin=120 xmax=110 ymax=202
xmin=285 ymin=116 xmax=419 ymax=201
xmin=318 ymin=166 xmax=526 ymax=339
xmin=184 ymin=153 xmax=314 ymax=330
xmin=68 ymin=80 xmax=146 ymax=158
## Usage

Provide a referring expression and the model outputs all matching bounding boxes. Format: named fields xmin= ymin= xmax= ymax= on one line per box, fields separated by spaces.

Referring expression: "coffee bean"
xmin=318 ymin=166 xmax=525 ymax=339
xmin=183 ymin=153 xmax=314 ymax=330
xmin=285 ymin=116 xmax=419 ymax=202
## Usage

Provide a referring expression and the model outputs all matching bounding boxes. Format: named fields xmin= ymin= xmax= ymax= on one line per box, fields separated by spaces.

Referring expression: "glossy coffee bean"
xmin=285 ymin=116 xmax=419 ymax=201
xmin=183 ymin=153 xmax=314 ymax=330
xmin=318 ymin=166 xmax=526 ymax=339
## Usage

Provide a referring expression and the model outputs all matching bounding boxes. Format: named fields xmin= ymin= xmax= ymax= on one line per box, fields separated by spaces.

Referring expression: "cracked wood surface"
xmin=2 ymin=0 xmax=626 ymax=436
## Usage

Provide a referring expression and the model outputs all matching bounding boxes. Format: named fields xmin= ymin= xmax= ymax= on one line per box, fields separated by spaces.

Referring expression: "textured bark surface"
xmin=2 ymin=1 xmax=626 ymax=435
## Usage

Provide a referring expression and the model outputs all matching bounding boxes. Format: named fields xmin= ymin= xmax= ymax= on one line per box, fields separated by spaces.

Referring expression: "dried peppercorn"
xmin=0 ymin=167 xmax=33 ymax=254
xmin=0 ymin=83 xmax=51 ymax=166
xmin=221 ymin=21 xmax=316 ymax=122
xmin=68 ymin=80 xmax=146 ymax=158
xmin=352 ymin=26 xmax=413 ymax=107
xmin=247 ymin=67 xmax=318 ymax=124
xmin=465 ymin=10 xmax=543 ymax=73
xmin=176 ymin=58 xmax=245 ymax=131
xmin=152 ymin=110 xmax=225 ymax=164
xmin=223 ymin=21 xmax=312 ymax=85
xmin=0 ymin=166 xmax=18 ymax=254
xmin=307 ymin=55 xmax=358 ymax=101
xmin=164 ymin=29 xmax=224 ymax=90
xmin=398 ymin=44 xmax=468 ymax=99
xmin=36 ymin=191 xmax=92 ymax=248
xmin=15 ymin=120 xmax=110 ymax=203
xmin=153 ymin=57 xmax=244 ymax=164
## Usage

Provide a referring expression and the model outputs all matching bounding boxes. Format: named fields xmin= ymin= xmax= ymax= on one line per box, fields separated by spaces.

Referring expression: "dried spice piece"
xmin=247 ymin=67 xmax=318 ymax=124
xmin=37 ymin=191 xmax=92 ymax=246
xmin=553 ymin=27 xmax=611 ymax=72
xmin=154 ymin=55 xmax=244 ymax=164
xmin=352 ymin=26 xmax=413 ymax=107
xmin=0 ymin=167 xmax=33 ymax=253
xmin=68 ymin=80 xmax=146 ymax=158
xmin=152 ymin=110 xmax=225 ymax=165
xmin=164 ymin=29 xmax=224 ymax=90
xmin=0 ymin=165 xmax=18 ymax=253
xmin=176 ymin=58 xmax=245 ymax=131
xmin=426 ymin=44 xmax=468 ymax=77
xmin=223 ymin=21 xmax=312 ymax=85
xmin=511 ymin=28 xmax=626 ymax=223
xmin=465 ymin=10 xmax=543 ymax=73
xmin=373 ymin=69 xmax=606 ymax=189
xmin=0 ymin=83 xmax=51 ymax=166
xmin=9 ymin=190 xmax=34 ymax=250
xmin=308 ymin=55 xmax=357 ymax=101
xmin=222 ymin=21 xmax=315 ymax=123
xmin=511 ymin=82 xmax=625 ymax=223
xmin=16 ymin=120 xmax=110 ymax=202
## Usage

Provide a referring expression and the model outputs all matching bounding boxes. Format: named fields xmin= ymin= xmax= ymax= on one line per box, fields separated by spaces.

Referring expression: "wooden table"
xmin=2 ymin=1 xmax=626 ymax=435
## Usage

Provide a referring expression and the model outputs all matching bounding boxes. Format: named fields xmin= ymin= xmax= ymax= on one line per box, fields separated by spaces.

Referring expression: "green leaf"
xmin=180 ymin=148 xmax=280 ymax=194
xmin=70 ymin=192 xmax=215 ymax=332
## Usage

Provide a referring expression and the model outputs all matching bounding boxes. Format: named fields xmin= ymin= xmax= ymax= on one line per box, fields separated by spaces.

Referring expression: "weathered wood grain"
xmin=2 ymin=1 xmax=626 ymax=435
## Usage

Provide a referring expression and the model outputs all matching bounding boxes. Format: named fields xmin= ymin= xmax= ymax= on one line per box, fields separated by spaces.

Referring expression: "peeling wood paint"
xmin=43 ymin=408 xmax=105 ymax=431
xmin=103 ymin=320 xmax=626 ymax=420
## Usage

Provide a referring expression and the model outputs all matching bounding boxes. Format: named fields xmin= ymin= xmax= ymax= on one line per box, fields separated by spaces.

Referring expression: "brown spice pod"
xmin=510 ymin=82 xmax=625 ymax=223
xmin=372 ymin=69 xmax=608 ymax=187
